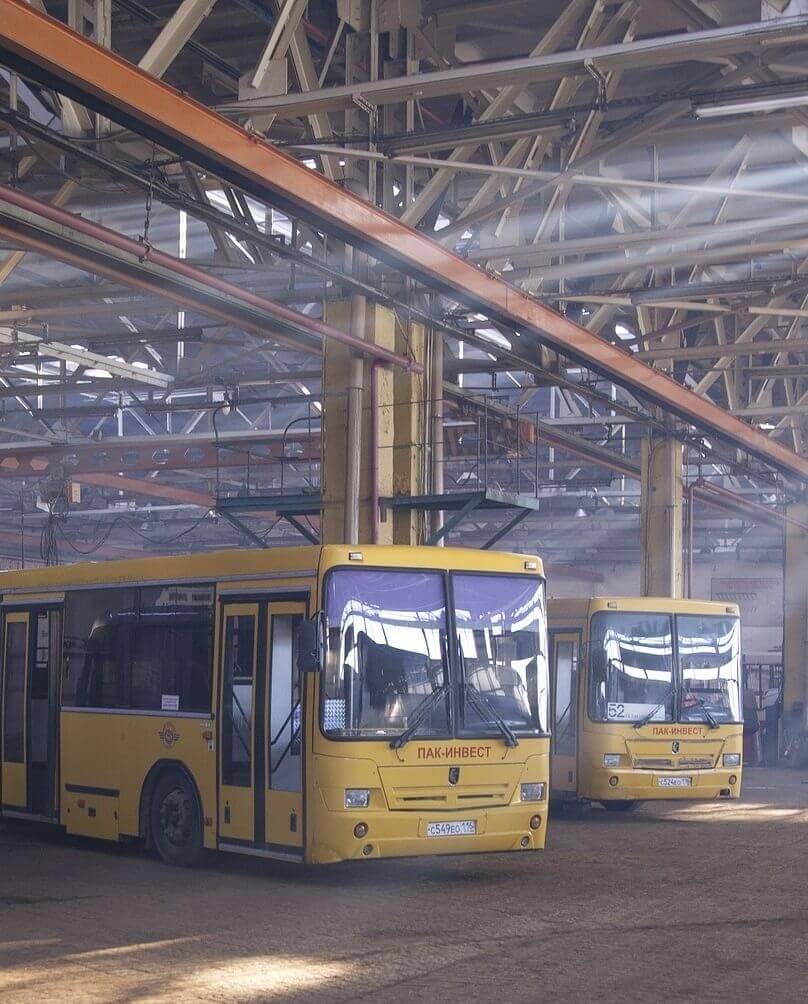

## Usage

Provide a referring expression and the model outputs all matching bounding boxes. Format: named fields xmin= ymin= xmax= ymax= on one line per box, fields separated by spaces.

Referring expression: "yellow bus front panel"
xmin=578 ymin=722 xmax=742 ymax=802
xmin=307 ymin=741 xmax=549 ymax=863
xmin=549 ymin=596 xmax=744 ymax=807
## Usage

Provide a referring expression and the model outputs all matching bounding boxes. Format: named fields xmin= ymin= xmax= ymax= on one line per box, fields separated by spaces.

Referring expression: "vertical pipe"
xmin=687 ymin=480 xmax=695 ymax=599
xmin=370 ymin=359 xmax=384 ymax=545
xmin=344 ymin=293 xmax=366 ymax=544
xmin=430 ymin=328 xmax=445 ymax=546
xmin=669 ymin=436 xmax=679 ymax=599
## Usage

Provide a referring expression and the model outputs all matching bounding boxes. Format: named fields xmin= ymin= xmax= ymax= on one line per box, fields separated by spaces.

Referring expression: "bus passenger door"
xmin=218 ymin=603 xmax=259 ymax=844
xmin=2 ymin=611 xmax=29 ymax=812
xmin=551 ymin=631 xmax=580 ymax=794
xmin=1 ymin=607 xmax=61 ymax=818
xmin=265 ymin=602 xmax=306 ymax=854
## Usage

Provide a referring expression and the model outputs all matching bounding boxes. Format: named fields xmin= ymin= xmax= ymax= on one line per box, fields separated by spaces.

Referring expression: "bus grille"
xmin=633 ymin=756 xmax=715 ymax=770
xmin=677 ymin=757 xmax=715 ymax=769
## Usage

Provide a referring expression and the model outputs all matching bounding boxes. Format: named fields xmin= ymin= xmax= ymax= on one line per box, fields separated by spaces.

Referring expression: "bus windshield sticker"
xmin=607 ymin=702 xmax=666 ymax=722
xmin=161 ymin=694 xmax=180 ymax=712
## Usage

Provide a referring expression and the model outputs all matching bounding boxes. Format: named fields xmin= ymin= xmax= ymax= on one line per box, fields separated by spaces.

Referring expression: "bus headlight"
xmin=520 ymin=782 xmax=546 ymax=802
xmin=603 ymin=754 xmax=621 ymax=768
xmin=345 ymin=788 xmax=370 ymax=809
xmin=723 ymin=754 xmax=741 ymax=768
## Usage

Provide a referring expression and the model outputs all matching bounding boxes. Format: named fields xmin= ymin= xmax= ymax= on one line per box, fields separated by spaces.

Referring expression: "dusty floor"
xmin=1 ymin=768 xmax=807 ymax=1003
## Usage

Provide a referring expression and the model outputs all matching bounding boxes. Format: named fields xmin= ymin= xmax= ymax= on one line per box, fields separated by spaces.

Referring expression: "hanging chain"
xmin=140 ymin=143 xmax=157 ymax=259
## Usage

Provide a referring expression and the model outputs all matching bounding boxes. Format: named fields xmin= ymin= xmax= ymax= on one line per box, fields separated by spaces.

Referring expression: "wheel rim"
xmin=159 ymin=786 xmax=194 ymax=847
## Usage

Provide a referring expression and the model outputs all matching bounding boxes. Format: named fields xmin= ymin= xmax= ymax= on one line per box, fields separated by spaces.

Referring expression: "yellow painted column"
xmin=783 ymin=504 xmax=808 ymax=730
xmin=321 ymin=301 xmax=426 ymax=545
xmin=640 ymin=432 xmax=683 ymax=598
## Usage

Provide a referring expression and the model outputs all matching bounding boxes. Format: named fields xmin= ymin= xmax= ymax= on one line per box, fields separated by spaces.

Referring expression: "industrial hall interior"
xmin=1 ymin=0 xmax=808 ymax=1000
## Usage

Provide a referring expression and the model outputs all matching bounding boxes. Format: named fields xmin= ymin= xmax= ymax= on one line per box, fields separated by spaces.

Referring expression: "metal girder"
xmin=637 ymin=338 xmax=808 ymax=362
xmin=481 ymin=509 xmax=530 ymax=550
xmin=138 ymin=0 xmax=218 ymax=78
xmin=385 ymin=490 xmax=543 ymax=546
xmin=424 ymin=493 xmax=485 ymax=546
xmin=281 ymin=512 xmax=319 ymax=544
xmin=0 ymin=325 xmax=171 ymax=388
xmin=1 ymin=1 xmax=808 ymax=481
xmin=214 ymin=15 xmax=808 ymax=117
xmin=217 ymin=508 xmax=268 ymax=548
xmin=76 ymin=472 xmax=213 ymax=507
xmin=0 ymin=430 xmax=318 ymax=478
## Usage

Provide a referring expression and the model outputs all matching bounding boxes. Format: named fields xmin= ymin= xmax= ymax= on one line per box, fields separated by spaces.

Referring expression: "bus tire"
xmin=150 ymin=769 xmax=203 ymax=867
xmin=603 ymin=799 xmax=640 ymax=813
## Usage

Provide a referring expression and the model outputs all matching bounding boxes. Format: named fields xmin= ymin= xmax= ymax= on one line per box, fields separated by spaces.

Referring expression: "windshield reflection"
xmin=679 ymin=615 xmax=741 ymax=723
xmin=323 ymin=569 xmax=448 ymax=738
xmin=589 ymin=613 xmax=674 ymax=723
xmin=589 ymin=611 xmax=742 ymax=725
xmin=321 ymin=568 xmax=548 ymax=741
xmin=454 ymin=574 xmax=548 ymax=735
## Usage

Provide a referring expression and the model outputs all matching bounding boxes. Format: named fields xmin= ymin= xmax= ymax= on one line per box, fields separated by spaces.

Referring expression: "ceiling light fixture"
xmin=694 ymin=92 xmax=808 ymax=118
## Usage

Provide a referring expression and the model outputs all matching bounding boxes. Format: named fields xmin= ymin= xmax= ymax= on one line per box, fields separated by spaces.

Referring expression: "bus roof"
xmin=549 ymin=595 xmax=740 ymax=620
xmin=0 ymin=544 xmax=544 ymax=595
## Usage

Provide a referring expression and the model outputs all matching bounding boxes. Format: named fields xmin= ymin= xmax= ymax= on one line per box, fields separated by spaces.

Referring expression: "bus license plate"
xmin=657 ymin=776 xmax=692 ymax=788
xmin=427 ymin=820 xmax=477 ymax=837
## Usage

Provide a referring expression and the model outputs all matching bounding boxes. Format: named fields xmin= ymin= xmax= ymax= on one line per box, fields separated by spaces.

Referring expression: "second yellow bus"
xmin=549 ymin=596 xmax=743 ymax=810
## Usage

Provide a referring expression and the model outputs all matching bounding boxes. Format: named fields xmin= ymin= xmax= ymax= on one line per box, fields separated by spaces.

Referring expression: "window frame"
xmin=62 ymin=583 xmax=215 ymax=715
xmin=318 ymin=564 xmax=550 ymax=743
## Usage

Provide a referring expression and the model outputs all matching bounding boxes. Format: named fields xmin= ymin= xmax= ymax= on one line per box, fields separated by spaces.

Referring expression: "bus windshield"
xmin=321 ymin=568 xmax=548 ymax=740
xmin=589 ymin=611 xmax=742 ymax=725
xmin=323 ymin=568 xmax=449 ymax=739
xmin=678 ymin=614 xmax=742 ymax=724
xmin=454 ymin=574 xmax=548 ymax=736
xmin=589 ymin=612 xmax=674 ymax=723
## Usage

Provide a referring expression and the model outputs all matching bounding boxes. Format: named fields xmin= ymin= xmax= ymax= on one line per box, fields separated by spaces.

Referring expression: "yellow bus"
xmin=548 ymin=597 xmax=743 ymax=811
xmin=0 ymin=545 xmax=550 ymax=865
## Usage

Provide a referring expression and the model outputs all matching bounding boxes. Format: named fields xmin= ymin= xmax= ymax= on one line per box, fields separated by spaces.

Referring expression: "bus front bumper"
xmin=309 ymin=805 xmax=549 ymax=864
xmin=586 ymin=768 xmax=742 ymax=802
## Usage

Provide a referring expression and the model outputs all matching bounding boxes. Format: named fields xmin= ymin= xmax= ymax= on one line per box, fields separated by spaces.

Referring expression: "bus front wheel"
xmin=603 ymin=799 xmax=640 ymax=813
xmin=150 ymin=770 xmax=203 ymax=867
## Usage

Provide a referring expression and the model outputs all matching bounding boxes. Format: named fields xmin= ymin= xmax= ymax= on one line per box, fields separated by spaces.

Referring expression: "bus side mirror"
xmin=297 ymin=617 xmax=322 ymax=673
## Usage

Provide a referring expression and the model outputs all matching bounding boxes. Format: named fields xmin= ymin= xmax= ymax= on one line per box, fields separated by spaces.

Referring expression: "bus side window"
xmin=2 ymin=620 xmax=27 ymax=763
xmin=222 ymin=615 xmax=255 ymax=787
xmin=269 ymin=614 xmax=302 ymax=792
xmin=553 ymin=639 xmax=577 ymax=757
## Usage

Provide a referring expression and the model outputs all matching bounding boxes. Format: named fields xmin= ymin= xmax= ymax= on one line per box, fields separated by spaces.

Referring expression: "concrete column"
xmin=640 ymin=432 xmax=684 ymax=598
xmin=321 ymin=300 xmax=426 ymax=545
xmin=783 ymin=504 xmax=808 ymax=731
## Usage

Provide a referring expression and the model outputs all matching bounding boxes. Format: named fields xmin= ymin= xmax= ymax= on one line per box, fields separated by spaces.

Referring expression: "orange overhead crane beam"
xmin=0 ymin=0 xmax=806 ymax=481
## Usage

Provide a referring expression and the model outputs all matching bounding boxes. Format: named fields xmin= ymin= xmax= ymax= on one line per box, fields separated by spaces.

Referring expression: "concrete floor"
xmin=1 ymin=768 xmax=806 ymax=1003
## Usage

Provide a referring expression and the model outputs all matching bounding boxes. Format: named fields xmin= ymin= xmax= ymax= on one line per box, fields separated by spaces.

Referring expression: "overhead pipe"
xmin=0 ymin=184 xmax=422 ymax=374
xmin=692 ymin=479 xmax=808 ymax=533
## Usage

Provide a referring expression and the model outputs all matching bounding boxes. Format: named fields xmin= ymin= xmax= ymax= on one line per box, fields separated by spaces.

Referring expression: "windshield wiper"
xmin=633 ymin=686 xmax=674 ymax=729
xmin=463 ymin=683 xmax=519 ymax=748
xmin=685 ymin=698 xmax=720 ymax=729
xmin=389 ymin=685 xmax=448 ymax=750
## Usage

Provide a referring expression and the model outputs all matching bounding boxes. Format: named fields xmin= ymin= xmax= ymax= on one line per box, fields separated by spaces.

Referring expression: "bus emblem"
xmin=448 ymin=767 xmax=460 ymax=785
xmin=159 ymin=722 xmax=181 ymax=749
xmin=671 ymin=741 xmax=680 ymax=754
